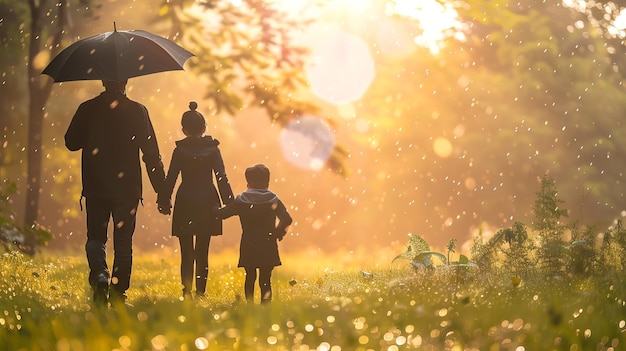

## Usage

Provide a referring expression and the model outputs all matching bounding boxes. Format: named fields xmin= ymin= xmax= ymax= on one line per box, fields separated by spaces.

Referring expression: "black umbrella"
xmin=42 ymin=24 xmax=194 ymax=82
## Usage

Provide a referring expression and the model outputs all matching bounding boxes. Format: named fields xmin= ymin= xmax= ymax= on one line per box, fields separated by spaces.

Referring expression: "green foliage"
xmin=471 ymin=221 xmax=535 ymax=278
xmin=446 ymin=238 xmax=457 ymax=262
xmin=1 ymin=251 xmax=625 ymax=350
xmin=393 ymin=234 xmax=478 ymax=284
xmin=162 ymin=0 xmax=347 ymax=175
xmin=360 ymin=0 xmax=626 ymax=243
xmin=468 ymin=176 xmax=626 ymax=281
xmin=393 ymin=233 xmax=448 ymax=268
xmin=392 ymin=175 xmax=626 ymax=285
xmin=166 ymin=0 xmax=313 ymax=116
xmin=566 ymin=222 xmax=599 ymax=275
xmin=0 ymin=181 xmax=52 ymax=254
xmin=599 ymin=220 xmax=626 ymax=271
xmin=533 ymin=175 xmax=569 ymax=276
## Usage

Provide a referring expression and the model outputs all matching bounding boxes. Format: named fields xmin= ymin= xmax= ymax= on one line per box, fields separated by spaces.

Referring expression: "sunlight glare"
xmin=376 ymin=19 xmax=416 ymax=58
xmin=337 ymin=103 xmax=356 ymax=120
xmin=433 ymin=137 xmax=453 ymax=158
xmin=271 ymin=0 xmax=309 ymax=14
xmin=305 ymin=29 xmax=375 ymax=104
xmin=610 ymin=11 xmax=626 ymax=37
xmin=386 ymin=0 xmax=462 ymax=54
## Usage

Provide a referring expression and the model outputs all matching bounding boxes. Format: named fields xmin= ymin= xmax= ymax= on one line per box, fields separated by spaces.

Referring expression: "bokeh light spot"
xmin=376 ymin=19 xmax=416 ymax=58
xmin=464 ymin=177 xmax=476 ymax=191
xmin=195 ymin=337 xmax=209 ymax=349
xmin=306 ymin=29 xmax=375 ymax=104
xmin=280 ymin=115 xmax=335 ymax=170
xmin=433 ymin=137 xmax=453 ymax=158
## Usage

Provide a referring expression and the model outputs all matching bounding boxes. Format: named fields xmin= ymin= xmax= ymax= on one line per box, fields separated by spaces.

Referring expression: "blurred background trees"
xmin=2 ymin=0 xmax=626 ymax=257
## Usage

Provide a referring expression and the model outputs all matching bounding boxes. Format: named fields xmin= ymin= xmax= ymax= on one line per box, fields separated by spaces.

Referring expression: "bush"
xmin=0 ymin=181 xmax=52 ymax=254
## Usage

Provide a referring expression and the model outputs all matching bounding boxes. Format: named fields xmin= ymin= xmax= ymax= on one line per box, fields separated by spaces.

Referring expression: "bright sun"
xmin=385 ymin=0 xmax=463 ymax=54
xmin=269 ymin=0 xmax=462 ymax=55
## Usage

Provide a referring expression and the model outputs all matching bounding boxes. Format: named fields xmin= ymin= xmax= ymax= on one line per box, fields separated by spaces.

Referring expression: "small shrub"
xmin=393 ymin=233 xmax=447 ymax=269
xmin=0 ymin=181 xmax=52 ymax=254
xmin=532 ymin=175 xmax=568 ymax=276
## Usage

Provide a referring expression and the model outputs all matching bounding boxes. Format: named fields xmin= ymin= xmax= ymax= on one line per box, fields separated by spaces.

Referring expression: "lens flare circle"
xmin=280 ymin=115 xmax=335 ymax=171
xmin=433 ymin=137 xmax=453 ymax=158
xmin=306 ymin=30 xmax=375 ymax=104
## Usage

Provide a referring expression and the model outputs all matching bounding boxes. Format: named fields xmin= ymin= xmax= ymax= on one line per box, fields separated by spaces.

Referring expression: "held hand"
xmin=277 ymin=229 xmax=287 ymax=241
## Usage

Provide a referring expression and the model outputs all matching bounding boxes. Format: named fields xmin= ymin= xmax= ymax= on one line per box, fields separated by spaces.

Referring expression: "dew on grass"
xmin=294 ymin=332 xmax=304 ymax=342
xmin=267 ymin=335 xmax=278 ymax=345
xmin=137 ymin=311 xmax=148 ymax=322
xmin=118 ymin=335 xmax=131 ymax=348
xmin=511 ymin=318 xmax=524 ymax=331
xmin=354 ymin=317 xmax=366 ymax=330
xmin=151 ymin=334 xmax=168 ymax=350
xmin=438 ymin=308 xmax=448 ymax=317
xmin=317 ymin=341 xmax=331 ymax=351
xmin=195 ymin=337 xmax=209 ymax=349
xmin=410 ymin=335 xmax=423 ymax=347
xmin=225 ymin=328 xmax=239 ymax=338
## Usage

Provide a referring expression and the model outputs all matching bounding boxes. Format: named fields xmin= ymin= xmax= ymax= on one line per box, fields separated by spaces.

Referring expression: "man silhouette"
xmin=65 ymin=80 xmax=166 ymax=306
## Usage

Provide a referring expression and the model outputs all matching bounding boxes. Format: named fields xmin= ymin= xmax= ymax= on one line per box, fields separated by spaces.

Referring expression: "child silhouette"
xmin=215 ymin=164 xmax=292 ymax=304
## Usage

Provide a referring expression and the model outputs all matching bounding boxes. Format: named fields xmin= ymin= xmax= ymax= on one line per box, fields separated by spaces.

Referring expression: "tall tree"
xmin=14 ymin=0 xmax=96 ymax=250
xmin=26 ymin=0 xmax=56 ymax=229
xmin=349 ymin=0 xmax=626 ymax=246
xmin=164 ymin=0 xmax=348 ymax=174
xmin=2 ymin=0 xmax=339 ymax=252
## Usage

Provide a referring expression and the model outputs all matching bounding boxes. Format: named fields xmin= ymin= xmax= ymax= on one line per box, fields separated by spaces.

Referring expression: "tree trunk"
xmin=24 ymin=91 xmax=44 ymax=232
xmin=24 ymin=0 xmax=58 ymax=251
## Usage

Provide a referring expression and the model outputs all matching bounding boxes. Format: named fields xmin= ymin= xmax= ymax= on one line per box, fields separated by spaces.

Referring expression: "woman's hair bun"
xmin=189 ymin=101 xmax=198 ymax=111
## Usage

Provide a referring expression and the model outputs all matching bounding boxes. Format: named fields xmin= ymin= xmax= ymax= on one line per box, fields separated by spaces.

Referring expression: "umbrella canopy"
xmin=42 ymin=26 xmax=195 ymax=82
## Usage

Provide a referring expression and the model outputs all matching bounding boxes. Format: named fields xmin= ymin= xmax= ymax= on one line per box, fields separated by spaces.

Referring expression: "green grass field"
xmin=1 ymin=249 xmax=625 ymax=351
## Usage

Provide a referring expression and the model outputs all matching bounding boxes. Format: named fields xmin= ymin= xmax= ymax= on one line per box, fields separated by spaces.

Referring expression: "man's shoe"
xmin=92 ymin=273 xmax=109 ymax=306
